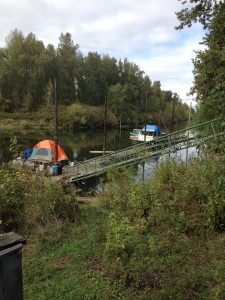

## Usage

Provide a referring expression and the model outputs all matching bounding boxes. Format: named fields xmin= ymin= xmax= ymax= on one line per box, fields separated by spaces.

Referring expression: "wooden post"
xmin=142 ymin=91 xmax=148 ymax=181
xmin=54 ymin=78 xmax=58 ymax=164
xmin=170 ymin=96 xmax=176 ymax=133
xmin=103 ymin=82 xmax=107 ymax=155
xmin=103 ymin=82 xmax=107 ymax=156
xmin=186 ymin=102 xmax=192 ymax=167
xmin=144 ymin=91 xmax=147 ymax=142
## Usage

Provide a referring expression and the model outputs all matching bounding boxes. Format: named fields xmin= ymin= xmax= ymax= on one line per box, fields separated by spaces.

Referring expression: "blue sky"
xmin=0 ymin=0 xmax=205 ymax=105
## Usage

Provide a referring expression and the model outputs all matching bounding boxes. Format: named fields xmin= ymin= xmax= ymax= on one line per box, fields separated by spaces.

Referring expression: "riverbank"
xmin=0 ymin=103 xmax=191 ymax=133
xmin=0 ymin=120 xmax=54 ymax=132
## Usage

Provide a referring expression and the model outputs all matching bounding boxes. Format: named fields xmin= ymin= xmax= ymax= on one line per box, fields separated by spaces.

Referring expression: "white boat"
xmin=130 ymin=125 xmax=162 ymax=142
xmin=130 ymin=129 xmax=140 ymax=140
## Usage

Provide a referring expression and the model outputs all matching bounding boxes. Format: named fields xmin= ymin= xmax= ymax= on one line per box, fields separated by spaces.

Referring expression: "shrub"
xmin=0 ymin=163 xmax=78 ymax=232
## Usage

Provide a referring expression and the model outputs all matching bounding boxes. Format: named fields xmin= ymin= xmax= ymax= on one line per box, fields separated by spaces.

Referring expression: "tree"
xmin=176 ymin=0 xmax=225 ymax=120
xmin=175 ymin=0 xmax=222 ymax=30
xmin=23 ymin=33 xmax=48 ymax=110
xmin=0 ymin=29 xmax=25 ymax=110
xmin=56 ymin=33 xmax=79 ymax=105
xmin=0 ymin=29 xmax=48 ymax=111
xmin=191 ymin=4 xmax=225 ymax=120
xmin=44 ymin=80 xmax=54 ymax=108
xmin=108 ymin=83 xmax=126 ymax=125
xmin=80 ymin=52 xmax=104 ymax=105
xmin=118 ymin=58 xmax=144 ymax=108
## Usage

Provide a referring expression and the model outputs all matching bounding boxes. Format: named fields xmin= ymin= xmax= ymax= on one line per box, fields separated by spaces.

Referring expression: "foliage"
xmin=0 ymin=163 xmax=78 ymax=232
xmin=18 ymin=142 xmax=225 ymax=299
xmin=0 ymin=29 xmax=191 ymax=125
xmin=9 ymin=136 xmax=23 ymax=158
xmin=176 ymin=0 xmax=221 ymax=30
xmin=65 ymin=103 xmax=117 ymax=129
xmin=191 ymin=3 xmax=225 ymax=120
xmin=56 ymin=33 xmax=79 ymax=105
xmin=176 ymin=0 xmax=225 ymax=122
xmin=3 ymin=129 xmax=225 ymax=298
xmin=96 ymin=141 xmax=225 ymax=297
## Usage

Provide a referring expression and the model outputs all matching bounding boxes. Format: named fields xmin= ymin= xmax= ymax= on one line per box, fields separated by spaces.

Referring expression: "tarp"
xmin=30 ymin=147 xmax=52 ymax=163
xmin=22 ymin=149 xmax=32 ymax=159
xmin=141 ymin=125 xmax=161 ymax=136
xmin=33 ymin=140 xmax=68 ymax=162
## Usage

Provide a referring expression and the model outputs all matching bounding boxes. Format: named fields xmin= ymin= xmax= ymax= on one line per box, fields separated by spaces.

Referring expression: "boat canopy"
xmin=141 ymin=125 xmax=161 ymax=136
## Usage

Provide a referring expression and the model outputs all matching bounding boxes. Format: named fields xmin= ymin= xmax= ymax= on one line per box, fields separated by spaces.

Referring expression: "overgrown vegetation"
xmin=1 ymin=136 xmax=225 ymax=299
xmin=0 ymin=165 xmax=78 ymax=232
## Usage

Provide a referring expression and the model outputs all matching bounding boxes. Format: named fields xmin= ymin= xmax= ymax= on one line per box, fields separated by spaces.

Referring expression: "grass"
xmin=21 ymin=203 xmax=225 ymax=299
xmin=2 ymin=144 xmax=225 ymax=299
xmin=22 ymin=207 xmax=113 ymax=300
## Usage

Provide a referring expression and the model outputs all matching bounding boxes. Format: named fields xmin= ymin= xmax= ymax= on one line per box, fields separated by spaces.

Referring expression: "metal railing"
xmin=64 ymin=118 xmax=225 ymax=182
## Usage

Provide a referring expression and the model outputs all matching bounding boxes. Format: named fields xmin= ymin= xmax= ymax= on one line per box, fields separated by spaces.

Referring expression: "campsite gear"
xmin=22 ymin=149 xmax=32 ymax=159
xmin=52 ymin=165 xmax=59 ymax=176
xmin=30 ymin=148 xmax=52 ymax=163
xmin=33 ymin=140 xmax=68 ymax=163
xmin=39 ymin=164 xmax=44 ymax=171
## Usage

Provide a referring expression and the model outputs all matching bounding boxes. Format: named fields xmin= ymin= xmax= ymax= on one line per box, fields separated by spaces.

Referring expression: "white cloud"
xmin=0 ymin=0 xmax=205 ymax=104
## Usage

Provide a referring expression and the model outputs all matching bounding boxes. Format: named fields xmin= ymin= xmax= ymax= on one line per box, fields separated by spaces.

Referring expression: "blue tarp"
xmin=22 ymin=149 xmax=32 ymax=159
xmin=141 ymin=125 xmax=161 ymax=136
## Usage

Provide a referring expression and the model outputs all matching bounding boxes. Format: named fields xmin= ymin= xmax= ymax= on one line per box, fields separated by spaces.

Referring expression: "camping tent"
xmin=33 ymin=140 xmax=68 ymax=162
xmin=30 ymin=147 xmax=52 ymax=163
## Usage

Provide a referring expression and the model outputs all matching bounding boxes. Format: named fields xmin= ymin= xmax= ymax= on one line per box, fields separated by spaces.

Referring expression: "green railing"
xmin=64 ymin=118 xmax=225 ymax=182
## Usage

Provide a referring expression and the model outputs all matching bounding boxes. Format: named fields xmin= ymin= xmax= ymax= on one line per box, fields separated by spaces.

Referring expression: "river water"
xmin=0 ymin=123 xmax=197 ymax=190
xmin=0 ymin=128 xmax=133 ymax=164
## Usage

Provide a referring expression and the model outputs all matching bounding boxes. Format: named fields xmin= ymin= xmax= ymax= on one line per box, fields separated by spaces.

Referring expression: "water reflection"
xmin=0 ymin=123 xmax=193 ymax=191
xmin=0 ymin=128 xmax=132 ymax=164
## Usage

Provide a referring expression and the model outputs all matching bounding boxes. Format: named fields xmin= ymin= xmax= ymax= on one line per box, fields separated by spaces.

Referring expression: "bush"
xmin=0 ymin=163 xmax=78 ymax=232
xmin=98 ymin=151 xmax=225 ymax=297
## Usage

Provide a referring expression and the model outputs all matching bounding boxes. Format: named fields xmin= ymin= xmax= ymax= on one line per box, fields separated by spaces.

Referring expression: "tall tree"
xmin=176 ymin=0 xmax=225 ymax=120
xmin=190 ymin=3 xmax=225 ymax=119
xmin=56 ymin=33 xmax=79 ymax=105
xmin=0 ymin=29 xmax=25 ymax=109
xmin=0 ymin=29 xmax=47 ymax=111
xmin=108 ymin=83 xmax=126 ymax=120
xmin=23 ymin=33 xmax=47 ymax=110
xmin=118 ymin=58 xmax=144 ymax=108
xmin=80 ymin=51 xmax=105 ymax=105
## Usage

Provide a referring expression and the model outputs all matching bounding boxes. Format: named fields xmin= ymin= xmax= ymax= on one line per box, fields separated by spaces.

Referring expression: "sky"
xmin=0 ymin=0 xmax=205 ymax=105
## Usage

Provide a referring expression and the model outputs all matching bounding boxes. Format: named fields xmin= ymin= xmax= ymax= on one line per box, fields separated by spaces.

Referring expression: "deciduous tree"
xmin=176 ymin=0 xmax=225 ymax=120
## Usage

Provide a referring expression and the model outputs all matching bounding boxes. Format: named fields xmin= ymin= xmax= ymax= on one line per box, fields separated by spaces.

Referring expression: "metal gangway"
xmin=64 ymin=118 xmax=225 ymax=183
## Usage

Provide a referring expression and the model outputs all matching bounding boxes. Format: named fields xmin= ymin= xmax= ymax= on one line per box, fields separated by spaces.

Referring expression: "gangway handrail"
xmin=64 ymin=117 xmax=225 ymax=182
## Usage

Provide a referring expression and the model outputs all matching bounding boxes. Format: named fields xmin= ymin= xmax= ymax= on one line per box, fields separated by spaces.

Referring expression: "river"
xmin=0 ymin=123 xmax=197 ymax=190
xmin=0 ymin=128 xmax=133 ymax=164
